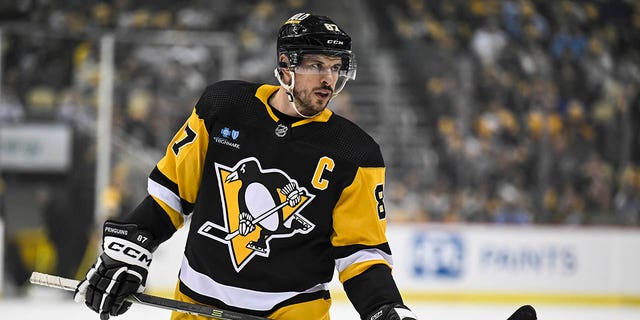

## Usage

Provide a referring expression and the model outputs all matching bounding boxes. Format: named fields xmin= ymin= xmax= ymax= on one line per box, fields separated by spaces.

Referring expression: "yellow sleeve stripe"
xmin=150 ymin=195 xmax=185 ymax=230
xmin=331 ymin=167 xmax=387 ymax=247
xmin=156 ymin=109 xmax=208 ymax=204
xmin=338 ymin=260 xmax=392 ymax=283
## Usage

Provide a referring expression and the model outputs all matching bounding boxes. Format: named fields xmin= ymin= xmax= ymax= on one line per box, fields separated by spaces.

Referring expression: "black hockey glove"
xmin=366 ymin=303 xmax=418 ymax=320
xmin=74 ymin=221 xmax=155 ymax=320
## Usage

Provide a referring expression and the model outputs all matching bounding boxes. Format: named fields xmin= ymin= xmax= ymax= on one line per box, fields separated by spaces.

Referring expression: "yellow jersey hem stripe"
xmin=329 ymin=290 xmax=640 ymax=307
xmin=147 ymin=288 xmax=640 ymax=307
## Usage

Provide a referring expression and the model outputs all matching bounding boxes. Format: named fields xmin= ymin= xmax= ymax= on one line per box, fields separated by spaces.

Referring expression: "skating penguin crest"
xmin=197 ymin=157 xmax=316 ymax=272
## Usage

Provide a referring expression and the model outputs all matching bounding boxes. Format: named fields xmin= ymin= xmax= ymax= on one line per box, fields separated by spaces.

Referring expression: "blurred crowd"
xmin=372 ymin=0 xmax=640 ymax=225
xmin=0 ymin=0 xmax=638 ymax=244
xmin=0 ymin=0 xmax=308 ymax=293
xmin=0 ymin=0 xmax=305 ymax=218
xmin=0 ymin=0 xmax=305 ymax=145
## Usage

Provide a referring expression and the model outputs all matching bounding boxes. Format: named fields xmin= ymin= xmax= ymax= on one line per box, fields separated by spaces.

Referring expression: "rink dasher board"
xmin=142 ymin=223 xmax=640 ymax=306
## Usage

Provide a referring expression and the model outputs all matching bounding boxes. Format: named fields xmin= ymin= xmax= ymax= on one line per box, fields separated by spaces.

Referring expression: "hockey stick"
xmin=224 ymin=189 xmax=307 ymax=241
xmin=30 ymin=272 xmax=536 ymax=320
xmin=29 ymin=272 xmax=268 ymax=320
xmin=224 ymin=201 xmax=289 ymax=241
xmin=508 ymin=305 xmax=537 ymax=320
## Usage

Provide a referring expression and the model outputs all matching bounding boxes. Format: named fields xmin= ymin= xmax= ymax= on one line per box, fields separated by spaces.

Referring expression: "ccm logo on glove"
xmin=104 ymin=237 xmax=153 ymax=267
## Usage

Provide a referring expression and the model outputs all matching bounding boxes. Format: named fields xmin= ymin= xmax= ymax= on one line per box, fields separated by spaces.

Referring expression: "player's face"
xmin=292 ymin=54 xmax=343 ymax=116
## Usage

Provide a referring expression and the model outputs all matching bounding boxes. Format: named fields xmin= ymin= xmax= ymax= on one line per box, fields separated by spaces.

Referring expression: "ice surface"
xmin=0 ymin=291 xmax=638 ymax=320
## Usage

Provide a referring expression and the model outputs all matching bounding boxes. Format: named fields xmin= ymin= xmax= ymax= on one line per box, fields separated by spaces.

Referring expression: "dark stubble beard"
xmin=292 ymin=85 xmax=332 ymax=117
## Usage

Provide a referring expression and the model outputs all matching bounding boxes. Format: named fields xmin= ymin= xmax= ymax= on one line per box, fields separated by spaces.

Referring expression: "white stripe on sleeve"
xmin=148 ymin=178 xmax=183 ymax=215
xmin=334 ymin=248 xmax=393 ymax=273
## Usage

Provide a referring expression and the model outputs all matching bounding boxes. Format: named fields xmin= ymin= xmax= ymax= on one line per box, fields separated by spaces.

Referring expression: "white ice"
xmin=0 ymin=287 xmax=637 ymax=320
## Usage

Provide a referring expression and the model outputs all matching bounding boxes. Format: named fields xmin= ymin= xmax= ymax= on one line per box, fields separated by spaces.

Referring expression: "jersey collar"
xmin=255 ymin=84 xmax=332 ymax=127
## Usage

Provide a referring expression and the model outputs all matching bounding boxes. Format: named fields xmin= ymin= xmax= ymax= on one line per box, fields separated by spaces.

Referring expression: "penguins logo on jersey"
xmin=197 ymin=157 xmax=315 ymax=272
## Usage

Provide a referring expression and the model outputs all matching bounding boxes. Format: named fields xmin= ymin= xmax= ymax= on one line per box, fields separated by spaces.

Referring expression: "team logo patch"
xmin=197 ymin=157 xmax=315 ymax=272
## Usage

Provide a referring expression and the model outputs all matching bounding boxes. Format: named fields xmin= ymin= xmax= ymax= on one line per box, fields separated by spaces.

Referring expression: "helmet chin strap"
xmin=274 ymin=67 xmax=320 ymax=119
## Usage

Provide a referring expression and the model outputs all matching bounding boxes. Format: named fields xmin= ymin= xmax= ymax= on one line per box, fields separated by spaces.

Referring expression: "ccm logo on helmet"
xmin=327 ymin=39 xmax=344 ymax=45
xmin=107 ymin=241 xmax=152 ymax=266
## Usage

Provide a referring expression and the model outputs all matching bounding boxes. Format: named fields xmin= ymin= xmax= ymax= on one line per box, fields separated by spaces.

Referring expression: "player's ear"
xmin=278 ymin=54 xmax=290 ymax=66
xmin=278 ymin=54 xmax=291 ymax=77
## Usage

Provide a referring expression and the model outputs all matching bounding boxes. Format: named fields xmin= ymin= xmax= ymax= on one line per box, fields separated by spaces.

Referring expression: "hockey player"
xmin=75 ymin=12 xmax=418 ymax=320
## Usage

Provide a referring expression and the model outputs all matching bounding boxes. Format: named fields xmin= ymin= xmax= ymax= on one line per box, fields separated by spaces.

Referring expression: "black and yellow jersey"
xmin=125 ymin=81 xmax=401 ymax=319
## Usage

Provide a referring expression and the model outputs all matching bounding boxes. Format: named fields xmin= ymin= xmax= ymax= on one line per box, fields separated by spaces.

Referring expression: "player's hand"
xmin=365 ymin=303 xmax=418 ymax=320
xmin=74 ymin=221 xmax=155 ymax=319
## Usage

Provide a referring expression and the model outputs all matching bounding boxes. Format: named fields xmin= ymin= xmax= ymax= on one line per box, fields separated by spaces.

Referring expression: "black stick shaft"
xmin=507 ymin=305 xmax=537 ymax=320
xmin=29 ymin=272 xmax=268 ymax=320
xmin=129 ymin=293 xmax=269 ymax=320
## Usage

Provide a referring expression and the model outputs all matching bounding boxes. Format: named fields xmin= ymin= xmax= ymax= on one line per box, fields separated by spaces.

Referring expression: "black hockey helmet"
xmin=276 ymin=13 xmax=356 ymax=80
